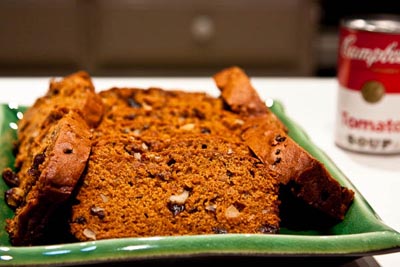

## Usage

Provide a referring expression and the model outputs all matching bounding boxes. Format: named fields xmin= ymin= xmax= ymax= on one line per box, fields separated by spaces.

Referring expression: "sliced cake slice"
xmin=70 ymin=134 xmax=280 ymax=241
xmin=12 ymin=71 xmax=103 ymax=211
xmin=70 ymin=87 xmax=280 ymax=241
xmin=5 ymin=110 xmax=92 ymax=246
xmin=213 ymin=66 xmax=354 ymax=221
xmin=2 ymin=71 xmax=104 ymax=245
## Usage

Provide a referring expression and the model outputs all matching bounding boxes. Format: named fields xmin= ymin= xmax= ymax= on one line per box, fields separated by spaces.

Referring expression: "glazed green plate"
xmin=0 ymin=101 xmax=399 ymax=266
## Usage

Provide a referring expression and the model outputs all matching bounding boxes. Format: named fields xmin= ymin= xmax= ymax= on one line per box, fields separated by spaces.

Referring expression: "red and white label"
xmin=335 ymin=26 xmax=400 ymax=154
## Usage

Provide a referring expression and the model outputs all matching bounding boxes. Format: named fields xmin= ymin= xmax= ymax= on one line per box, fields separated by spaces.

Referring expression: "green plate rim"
xmin=0 ymin=101 xmax=399 ymax=266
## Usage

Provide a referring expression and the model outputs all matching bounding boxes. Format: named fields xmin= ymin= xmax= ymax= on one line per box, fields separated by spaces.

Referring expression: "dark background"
xmin=0 ymin=0 xmax=399 ymax=77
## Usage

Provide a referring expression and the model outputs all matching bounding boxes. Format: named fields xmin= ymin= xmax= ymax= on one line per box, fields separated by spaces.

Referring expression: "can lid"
xmin=342 ymin=14 xmax=400 ymax=33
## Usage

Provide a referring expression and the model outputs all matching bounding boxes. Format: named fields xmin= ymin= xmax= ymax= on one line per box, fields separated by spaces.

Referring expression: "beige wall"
xmin=0 ymin=0 xmax=319 ymax=76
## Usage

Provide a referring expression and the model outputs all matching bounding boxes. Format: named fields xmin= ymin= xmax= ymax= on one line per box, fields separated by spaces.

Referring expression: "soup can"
xmin=335 ymin=14 xmax=400 ymax=154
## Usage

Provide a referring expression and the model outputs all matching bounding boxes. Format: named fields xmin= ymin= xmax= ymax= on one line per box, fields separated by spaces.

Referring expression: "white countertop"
xmin=0 ymin=75 xmax=399 ymax=266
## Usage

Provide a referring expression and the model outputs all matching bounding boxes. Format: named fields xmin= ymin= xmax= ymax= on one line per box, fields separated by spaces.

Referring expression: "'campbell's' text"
xmin=341 ymin=35 xmax=400 ymax=67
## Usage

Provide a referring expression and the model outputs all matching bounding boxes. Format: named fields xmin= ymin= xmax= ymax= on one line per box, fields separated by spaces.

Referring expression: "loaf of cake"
xmin=2 ymin=67 xmax=354 ymax=245
xmin=2 ymin=72 xmax=104 ymax=246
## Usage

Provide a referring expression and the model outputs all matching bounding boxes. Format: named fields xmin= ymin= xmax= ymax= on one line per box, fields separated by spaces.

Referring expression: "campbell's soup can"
xmin=335 ymin=15 xmax=400 ymax=154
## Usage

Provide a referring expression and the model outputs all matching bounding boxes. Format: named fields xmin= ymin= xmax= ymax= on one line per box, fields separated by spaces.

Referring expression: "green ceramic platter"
xmin=0 ymin=101 xmax=399 ymax=266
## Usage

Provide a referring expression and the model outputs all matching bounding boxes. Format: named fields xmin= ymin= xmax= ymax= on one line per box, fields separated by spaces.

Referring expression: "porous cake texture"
xmin=70 ymin=135 xmax=280 ymax=240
